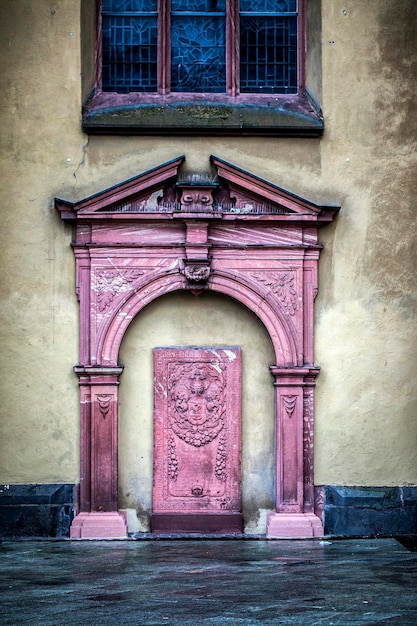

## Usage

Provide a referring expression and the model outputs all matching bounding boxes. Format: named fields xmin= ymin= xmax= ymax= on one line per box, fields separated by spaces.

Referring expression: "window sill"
xmin=82 ymin=91 xmax=323 ymax=137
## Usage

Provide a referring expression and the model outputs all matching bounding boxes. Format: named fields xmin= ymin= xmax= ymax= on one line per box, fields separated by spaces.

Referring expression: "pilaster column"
xmin=266 ymin=366 xmax=323 ymax=538
xmin=70 ymin=366 xmax=127 ymax=539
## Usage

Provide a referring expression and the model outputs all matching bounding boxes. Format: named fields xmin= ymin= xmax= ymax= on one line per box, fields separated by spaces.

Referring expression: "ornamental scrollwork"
xmin=215 ymin=432 xmax=227 ymax=481
xmin=168 ymin=362 xmax=226 ymax=448
xmin=303 ymin=389 xmax=314 ymax=481
xmin=167 ymin=434 xmax=178 ymax=481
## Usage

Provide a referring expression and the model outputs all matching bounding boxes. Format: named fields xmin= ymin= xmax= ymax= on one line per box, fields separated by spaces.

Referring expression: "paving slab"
xmin=1 ymin=538 xmax=416 ymax=625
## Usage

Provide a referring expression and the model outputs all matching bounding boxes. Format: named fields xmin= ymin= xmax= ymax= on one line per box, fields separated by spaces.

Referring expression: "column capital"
xmin=269 ymin=366 xmax=320 ymax=386
xmin=74 ymin=365 xmax=124 ymax=386
xmin=74 ymin=365 xmax=124 ymax=377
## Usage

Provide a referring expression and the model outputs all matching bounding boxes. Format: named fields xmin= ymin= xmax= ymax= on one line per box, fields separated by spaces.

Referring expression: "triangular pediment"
xmin=55 ymin=156 xmax=185 ymax=219
xmin=55 ymin=155 xmax=339 ymax=223
xmin=210 ymin=155 xmax=336 ymax=216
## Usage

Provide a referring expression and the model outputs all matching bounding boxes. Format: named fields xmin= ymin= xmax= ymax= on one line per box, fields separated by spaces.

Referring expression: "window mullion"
xmin=227 ymin=0 xmax=239 ymax=96
xmin=158 ymin=0 xmax=170 ymax=94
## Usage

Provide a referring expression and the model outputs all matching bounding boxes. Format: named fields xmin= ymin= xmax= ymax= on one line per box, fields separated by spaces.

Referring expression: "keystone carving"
xmin=183 ymin=263 xmax=211 ymax=284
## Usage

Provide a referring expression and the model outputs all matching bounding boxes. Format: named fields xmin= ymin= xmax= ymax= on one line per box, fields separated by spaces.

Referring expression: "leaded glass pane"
xmin=240 ymin=16 xmax=297 ymax=93
xmin=239 ymin=0 xmax=296 ymax=12
xmin=171 ymin=0 xmax=226 ymax=11
xmin=171 ymin=16 xmax=226 ymax=92
xmin=102 ymin=15 xmax=157 ymax=91
xmin=102 ymin=0 xmax=157 ymax=11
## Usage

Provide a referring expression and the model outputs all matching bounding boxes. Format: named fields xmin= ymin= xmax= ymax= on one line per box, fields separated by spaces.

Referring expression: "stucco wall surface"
xmin=119 ymin=292 xmax=275 ymax=532
xmin=0 ymin=0 xmax=416 ymax=498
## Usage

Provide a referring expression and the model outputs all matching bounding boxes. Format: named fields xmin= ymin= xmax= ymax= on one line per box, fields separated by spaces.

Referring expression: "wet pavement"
xmin=1 ymin=538 xmax=416 ymax=625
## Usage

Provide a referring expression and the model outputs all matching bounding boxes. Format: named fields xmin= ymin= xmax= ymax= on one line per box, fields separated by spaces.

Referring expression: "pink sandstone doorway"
xmin=55 ymin=155 xmax=339 ymax=539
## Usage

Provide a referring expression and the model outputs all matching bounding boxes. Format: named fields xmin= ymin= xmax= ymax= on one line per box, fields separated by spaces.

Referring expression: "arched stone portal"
xmin=56 ymin=155 xmax=339 ymax=538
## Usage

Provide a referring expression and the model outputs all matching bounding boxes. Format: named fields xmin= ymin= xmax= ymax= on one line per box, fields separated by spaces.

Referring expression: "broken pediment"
xmin=55 ymin=156 xmax=340 ymax=225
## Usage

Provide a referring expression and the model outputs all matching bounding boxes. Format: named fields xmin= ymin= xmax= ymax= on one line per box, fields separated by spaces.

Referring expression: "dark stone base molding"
xmin=0 ymin=484 xmax=415 ymax=538
xmin=0 ymin=484 xmax=76 ymax=538
xmin=151 ymin=513 xmax=243 ymax=534
xmin=322 ymin=486 xmax=417 ymax=537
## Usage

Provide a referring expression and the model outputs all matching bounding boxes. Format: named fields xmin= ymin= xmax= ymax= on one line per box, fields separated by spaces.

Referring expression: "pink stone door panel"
xmin=152 ymin=347 xmax=242 ymax=533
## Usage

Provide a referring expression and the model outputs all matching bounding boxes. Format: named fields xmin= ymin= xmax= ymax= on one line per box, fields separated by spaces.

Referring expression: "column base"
xmin=266 ymin=513 xmax=324 ymax=538
xmin=70 ymin=512 xmax=127 ymax=539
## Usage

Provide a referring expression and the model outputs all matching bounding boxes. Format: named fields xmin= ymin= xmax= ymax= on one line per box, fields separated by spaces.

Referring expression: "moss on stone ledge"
xmin=83 ymin=100 xmax=324 ymax=136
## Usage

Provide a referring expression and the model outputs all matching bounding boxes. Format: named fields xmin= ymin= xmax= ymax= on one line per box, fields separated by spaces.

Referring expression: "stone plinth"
xmin=267 ymin=513 xmax=323 ymax=538
xmin=70 ymin=512 xmax=127 ymax=539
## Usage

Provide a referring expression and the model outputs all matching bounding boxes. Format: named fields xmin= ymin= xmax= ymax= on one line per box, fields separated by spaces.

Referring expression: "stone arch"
xmin=97 ymin=271 xmax=298 ymax=367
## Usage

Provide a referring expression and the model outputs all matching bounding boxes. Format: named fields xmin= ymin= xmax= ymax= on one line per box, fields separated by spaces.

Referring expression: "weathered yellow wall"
xmin=0 ymin=0 xmax=416 ymax=503
xmin=119 ymin=292 xmax=275 ymax=532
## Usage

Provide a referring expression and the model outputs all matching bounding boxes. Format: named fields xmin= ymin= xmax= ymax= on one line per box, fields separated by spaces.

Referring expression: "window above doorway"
xmin=82 ymin=0 xmax=323 ymax=136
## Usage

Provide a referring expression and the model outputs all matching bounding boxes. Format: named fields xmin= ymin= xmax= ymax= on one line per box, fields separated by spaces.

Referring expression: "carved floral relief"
xmin=251 ymin=271 xmax=298 ymax=316
xmin=95 ymin=269 xmax=144 ymax=312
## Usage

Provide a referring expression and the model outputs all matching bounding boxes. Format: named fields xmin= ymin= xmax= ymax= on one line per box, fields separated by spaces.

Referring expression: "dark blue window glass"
xmin=171 ymin=18 xmax=226 ymax=92
xmin=240 ymin=1 xmax=297 ymax=94
xmin=171 ymin=1 xmax=226 ymax=93
xmin=171 ymin=1 xmax=226 ymax=10
xmin=101 ymin=0 xmax=298 ymax=94
xmin=239 ymin=1 xmax=296 ymax=11
xmin=102 ymin=0 xmax=157 ymax=92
